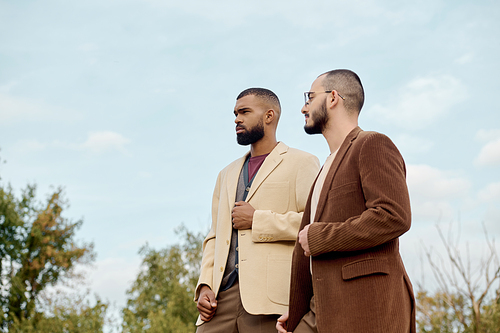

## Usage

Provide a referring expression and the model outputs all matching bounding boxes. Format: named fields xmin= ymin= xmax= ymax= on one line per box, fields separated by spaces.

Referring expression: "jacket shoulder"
xmin=353 ymin=130 xmax=398 ymax=147
xmin=356 ymin=130 xmax=390 ymax=141
xmin=286 ymin=147 xmax=316 ymax=157
xmin=281 ymin=144 xmax=318 ymax=159
xmin=282 ymin=147 xmax=320 ymax=168
xmin=218 ymin=155 xmax=246 ymax=176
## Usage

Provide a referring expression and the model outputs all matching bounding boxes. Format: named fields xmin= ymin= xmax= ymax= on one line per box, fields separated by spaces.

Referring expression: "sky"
xmin=1 ymin=0 xmax=499 ymax=316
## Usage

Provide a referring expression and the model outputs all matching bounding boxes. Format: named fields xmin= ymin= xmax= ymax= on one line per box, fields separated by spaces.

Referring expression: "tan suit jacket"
xmin=288 ymin=128 xmax=416 ymax=333
xmin=195 ymin=142 xmax=319 ymax=325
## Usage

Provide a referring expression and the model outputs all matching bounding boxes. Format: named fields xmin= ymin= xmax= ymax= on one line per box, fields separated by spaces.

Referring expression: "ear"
xmin=328 ymin=91 xmax=340 ymax=109
xmin=264 ymin=109 xmax=275 ymax=124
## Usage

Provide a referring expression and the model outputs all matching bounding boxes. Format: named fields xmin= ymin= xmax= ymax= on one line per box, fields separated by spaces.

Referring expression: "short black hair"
xmin=237 ymin=88 xmax=281 ymax=116
xmin=320 ymin=69 xmax=364 ymax=114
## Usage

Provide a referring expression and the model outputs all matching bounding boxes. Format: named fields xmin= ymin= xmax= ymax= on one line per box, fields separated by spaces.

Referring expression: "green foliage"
xmin=0 ymin=181 xmax=95 ymax=331
xmin=417 ymin=290 xmax=470 ymax=333
xmin=417 ymin=289 xmax=500 ymax=333
xmin=8 ymin=293 xmax=109 ymax=333
xmin=122 ymin=225 xmax=204 ymax=333
xmin=480 ymin=289 xmax=500 ymax=333
xmin=417 ymin=223 xmax=500 ymax=333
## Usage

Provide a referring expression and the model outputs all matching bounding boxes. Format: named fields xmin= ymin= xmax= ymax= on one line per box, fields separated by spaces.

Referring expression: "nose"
xmin=301 ymin=103 xmax=309 ymax=114
xmin=235 ymin=115 xmax=242 ymax=124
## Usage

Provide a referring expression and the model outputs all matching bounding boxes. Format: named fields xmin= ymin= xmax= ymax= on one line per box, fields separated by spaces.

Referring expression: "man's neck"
xmin=250 ymin=136 xmax=278 ymax=157
xmin=323 ymin=121 xmax=358 ymax=154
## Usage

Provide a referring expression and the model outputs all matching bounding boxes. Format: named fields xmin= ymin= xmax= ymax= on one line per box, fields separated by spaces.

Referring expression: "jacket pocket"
xmin=253 ymin=181 xmax=289 ymax=214
xmin=342 ymin=258 xmax=389 ymax=281
xmin=267 ymin=254 xmax=291 ymax=305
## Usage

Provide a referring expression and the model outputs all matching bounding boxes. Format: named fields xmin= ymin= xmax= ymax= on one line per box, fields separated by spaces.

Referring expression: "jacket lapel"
xmin=245 ymin=142 xmax=287 ymax=202
xmin=313 ymin=127 xmax=362 ymax=222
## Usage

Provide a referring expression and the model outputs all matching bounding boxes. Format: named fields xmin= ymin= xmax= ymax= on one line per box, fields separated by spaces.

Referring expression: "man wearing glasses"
xmin=277 ymin=70 xmax=416 ymax=333
xmin=195 ymin=88 xmax=319 ymax=332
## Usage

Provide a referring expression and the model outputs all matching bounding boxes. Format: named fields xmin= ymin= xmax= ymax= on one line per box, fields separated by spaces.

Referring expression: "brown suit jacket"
xmin=288 ymin=127 xmax=416 ymax=333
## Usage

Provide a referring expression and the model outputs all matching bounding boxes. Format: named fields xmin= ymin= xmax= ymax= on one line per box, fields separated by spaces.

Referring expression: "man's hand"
xmin=276 ymin=311 xmax=291 ymax=333
xmin=231 ymin=201 xmax=255 ymax=229
xmin=197 ymin=285 xmax=217 ymax=322
xmin=298 ymin=224 xmax=311 ymax=256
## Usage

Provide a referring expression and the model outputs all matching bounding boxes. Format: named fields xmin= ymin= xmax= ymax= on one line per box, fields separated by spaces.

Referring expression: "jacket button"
xmin=220 ymin=266 xmax=224 ymax=272
xmin=226 ymin=240 xmax=230 ymax=245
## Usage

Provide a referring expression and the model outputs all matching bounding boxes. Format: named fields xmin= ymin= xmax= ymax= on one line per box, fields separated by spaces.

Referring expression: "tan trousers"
xmin=196 ymin=280 xmax=279 ymax=333
xmin=293 ymin=296 xmax=318 ymax=333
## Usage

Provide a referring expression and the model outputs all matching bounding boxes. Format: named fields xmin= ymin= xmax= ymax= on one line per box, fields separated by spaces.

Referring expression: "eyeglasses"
xmin=304 ymin=91 xmax=346 ymax=105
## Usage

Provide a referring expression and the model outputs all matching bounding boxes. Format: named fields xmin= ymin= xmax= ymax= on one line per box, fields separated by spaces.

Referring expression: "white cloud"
xmin=475 ymin=129 xmax=500 ymax=167
xmin=407 ymin=164 xmax=471 ymax=221
xmin=12 ymin=131 xmax=131 ymax=155
xmin=476 ymin=138 xmax=500 ymax=167
xmin=0 ymin=93 xmax=82 ymax=124
xmin=478 ymin=182 xmax=500 ymax=203
xmin=12 ymin=139 xmax=47 ymax=152
xmin=80 ymin=131 xmax=131 ymax=154
xmin=455 ymin=53 xmax=474 ymax=65
xmin=370 ymin=74 xmax=466 ymax=130
xmin=476 ymin=129 xmax=500 ymax=142
xmin=0 ymin=81 xmax=20 ymax=93
xmin=0 ymin=93 xmax=46 ymax=123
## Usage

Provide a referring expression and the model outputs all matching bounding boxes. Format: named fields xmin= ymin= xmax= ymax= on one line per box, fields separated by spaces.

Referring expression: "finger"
xmin=278 ymin=313 xmax=288 ymax=322
xmin=198 ymin=305 xmax=215 ymax=317
xmin=200 ymin=312 xmax=214 ymax=322
xmin=198 ymin=298 xmax=215 ymax=312
xmin=276 ymin=322 xmax=287 ymax=333
xmin=207 ymin=292 xmax=217 ymax=308
xmin=197 ymin=301 xmax=212 ymax=313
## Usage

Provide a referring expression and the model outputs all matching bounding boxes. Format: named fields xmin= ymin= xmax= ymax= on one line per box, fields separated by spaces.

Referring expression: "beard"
xmin=236 ymin=119 xmax=265 ymax=145
xmin=304 ymin=102 xmax=328 ymax=135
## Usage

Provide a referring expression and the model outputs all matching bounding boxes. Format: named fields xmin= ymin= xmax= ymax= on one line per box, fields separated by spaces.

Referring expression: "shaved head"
xmin=319 ymin=69 xmax=364 ymax=114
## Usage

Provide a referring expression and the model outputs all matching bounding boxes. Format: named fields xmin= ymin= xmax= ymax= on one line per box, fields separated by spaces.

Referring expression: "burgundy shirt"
xmin=248 ymin=153 xmax=269 ymax=180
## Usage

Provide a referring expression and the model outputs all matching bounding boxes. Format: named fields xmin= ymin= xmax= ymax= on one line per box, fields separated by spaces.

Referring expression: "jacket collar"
xmin=225 ymin=142 xmax=288 ymax=211
xmin=245 ymin=141 xmax=287 ymax=202
xmin=313 ymin=127 xmax=362 ymax=221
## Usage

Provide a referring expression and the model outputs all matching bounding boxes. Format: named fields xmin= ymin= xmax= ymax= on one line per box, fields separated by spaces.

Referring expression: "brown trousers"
xmin=196 ymin=280 xmax=279 ymax=333
xmin=293 ymin=296 xmax=318 ymax=333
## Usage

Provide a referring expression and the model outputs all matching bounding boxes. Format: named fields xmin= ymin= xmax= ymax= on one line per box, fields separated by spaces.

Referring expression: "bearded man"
xmin=195 ymin=88 xmax=320 ymax=333
xmin=277 ymin=70 xmax=416 ymax=333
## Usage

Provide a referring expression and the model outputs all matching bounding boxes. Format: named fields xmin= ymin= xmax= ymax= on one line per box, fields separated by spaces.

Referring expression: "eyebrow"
xmin=234 ymin=107 xmax=252 ymax=113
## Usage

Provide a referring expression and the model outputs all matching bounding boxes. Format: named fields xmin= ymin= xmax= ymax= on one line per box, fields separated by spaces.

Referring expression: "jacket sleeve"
xmin=308 ymin=133 xmax=411 ymax=255
xmin=252 ymin=154 xmax=319 ymax=242
xmin=194 ymin=172 xmax=221 ymax=300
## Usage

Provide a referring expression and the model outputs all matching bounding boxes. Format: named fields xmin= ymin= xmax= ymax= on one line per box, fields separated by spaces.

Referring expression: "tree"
xmin=0 ymin=180 xmax=97 ymax=331
xmin=122 ymin=225 xmax=204 ymax=333
xmin=416 ymin=223 xmax=500 ymax=333
xmin=8 ymin=291 xmax=110 ymax=333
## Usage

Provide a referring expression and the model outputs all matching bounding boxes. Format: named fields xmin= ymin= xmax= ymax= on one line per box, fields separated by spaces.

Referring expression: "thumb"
xmin=208 ymin=292 xmax=217 ymax=307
